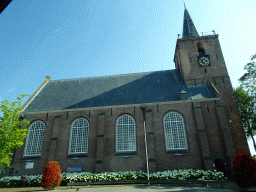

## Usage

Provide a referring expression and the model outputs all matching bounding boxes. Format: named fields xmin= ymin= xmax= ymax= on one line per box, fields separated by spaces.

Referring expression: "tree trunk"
xmin=251 ymin=134 xmax=256 ymax=152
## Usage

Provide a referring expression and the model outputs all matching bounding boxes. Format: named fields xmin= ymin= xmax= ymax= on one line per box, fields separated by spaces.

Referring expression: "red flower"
xmin=232 ymin=152 xmax=256 ymax=188
xmin=40 ymin=161 xmax=62 ymax=189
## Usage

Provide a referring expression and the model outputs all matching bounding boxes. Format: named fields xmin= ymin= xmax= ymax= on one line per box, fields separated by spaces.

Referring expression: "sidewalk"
xmin=0 ymin=184 xmax=242 ymax=192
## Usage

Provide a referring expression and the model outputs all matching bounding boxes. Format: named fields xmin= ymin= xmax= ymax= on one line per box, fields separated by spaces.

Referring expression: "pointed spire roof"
xmin=182 ymin=7 xmax=201 ymax=39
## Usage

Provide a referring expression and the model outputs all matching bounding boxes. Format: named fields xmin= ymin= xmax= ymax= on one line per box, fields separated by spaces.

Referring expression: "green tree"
xmin=0 ymin=94 xmax=30 ymax=173
xmin=239 ymin=54 xmax=256 ymax=96
xmin=234 ymin=87 xmax=256 ymax=151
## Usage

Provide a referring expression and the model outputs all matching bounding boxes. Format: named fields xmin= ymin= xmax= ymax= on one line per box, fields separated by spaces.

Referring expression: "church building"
xmin=7 ymin=7 xmax=249 ymax=177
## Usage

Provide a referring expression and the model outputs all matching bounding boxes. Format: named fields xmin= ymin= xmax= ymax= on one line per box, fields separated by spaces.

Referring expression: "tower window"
xmin=197 ymin=42 xmax=205 ymax=55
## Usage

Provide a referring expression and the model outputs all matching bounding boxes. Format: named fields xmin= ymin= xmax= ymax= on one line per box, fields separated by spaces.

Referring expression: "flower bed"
xmin=0 ymin=174 xmax=42 ymax=188
xmin=0 ymin=169 xmax=227 ymax=188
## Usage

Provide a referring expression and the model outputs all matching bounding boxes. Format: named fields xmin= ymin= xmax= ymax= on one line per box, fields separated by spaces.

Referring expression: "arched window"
xmin=164 ymin=112 xmax=187 ymax=151
xmin=116 ymin=115 xmax=136 ymax=153
xmin=69 ymin=118 xmax=89 ymax=155
xmin=24 ymin=121 xmax=46 ymax=157
xmin=197 ymin=42 xmax=205 ymax=55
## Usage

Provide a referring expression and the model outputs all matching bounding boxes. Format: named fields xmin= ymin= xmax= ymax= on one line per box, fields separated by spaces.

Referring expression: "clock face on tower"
xmin=198 ymin=56 xmax=210 ymax=67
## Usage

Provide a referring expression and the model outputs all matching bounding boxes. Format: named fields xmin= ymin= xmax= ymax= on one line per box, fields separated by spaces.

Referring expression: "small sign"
xmin=25 ymin=162 xmax=34 ymax=169
xmin=67 ymin=165 xmax=82 ymax=172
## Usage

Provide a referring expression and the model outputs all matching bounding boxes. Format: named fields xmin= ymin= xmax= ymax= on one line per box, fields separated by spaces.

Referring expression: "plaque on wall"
xmin=25 ymin=162 xmax=34 ymax=169
xmin=67 ymin=165 xmax=82 ymax=172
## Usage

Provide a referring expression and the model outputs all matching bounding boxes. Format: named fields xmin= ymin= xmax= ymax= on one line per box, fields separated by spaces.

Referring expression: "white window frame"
xmin=164 ymin=112 xmax=188 ymax=151
xmin=116 ymin=115 xmax=136 ymax=153
xmin=24 ymin=121 xmax=46 ymax=157
xmin=69 ymin=118 xmax=89 ymax=155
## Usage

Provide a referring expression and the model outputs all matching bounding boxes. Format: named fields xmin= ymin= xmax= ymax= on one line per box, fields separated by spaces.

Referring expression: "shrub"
xmin=40 ymin=161 xmax=62 ymax=189
xmin=232 ymin=152 xmax=256 ymax=188
xmin=0 ymin=169 xmax=227 ymax=188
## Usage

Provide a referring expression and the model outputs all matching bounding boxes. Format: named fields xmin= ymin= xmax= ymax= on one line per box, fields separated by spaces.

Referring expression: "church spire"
xmin=182 ymin=7 xmax=201 ymax=39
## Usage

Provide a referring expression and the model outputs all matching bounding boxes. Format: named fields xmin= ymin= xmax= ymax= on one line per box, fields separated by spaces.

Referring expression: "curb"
xmin=67 ymin=179 xmax=229 ymax=189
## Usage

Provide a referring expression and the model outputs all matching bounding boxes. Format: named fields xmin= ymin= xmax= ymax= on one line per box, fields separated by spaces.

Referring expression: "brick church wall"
xmin=8 ymin=97 xmax=235 ymax=176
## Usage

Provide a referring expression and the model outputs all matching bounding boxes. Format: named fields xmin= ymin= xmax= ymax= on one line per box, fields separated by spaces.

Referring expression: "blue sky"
xmin=0 ymin=0 xmax=256 ymax=154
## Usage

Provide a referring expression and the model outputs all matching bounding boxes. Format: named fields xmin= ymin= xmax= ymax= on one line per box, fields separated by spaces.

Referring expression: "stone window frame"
xmin=116 ymin=114 xmax=136 ymax=153
xmin=68 ymin=118 xmax=89 ymax=155
xmin=163 ymin=112 xmax=188 ymax=151
xmin=23 ymin=121 xmax=46 ymax=157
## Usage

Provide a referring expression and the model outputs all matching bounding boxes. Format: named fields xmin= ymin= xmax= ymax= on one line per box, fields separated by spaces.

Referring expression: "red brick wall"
xmin=8 ymin=98 xmax=239 ymax=176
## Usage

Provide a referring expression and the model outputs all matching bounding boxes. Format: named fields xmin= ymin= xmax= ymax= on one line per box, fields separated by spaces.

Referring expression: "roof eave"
xmin=20 ymin=97 xmax=221 ymax=115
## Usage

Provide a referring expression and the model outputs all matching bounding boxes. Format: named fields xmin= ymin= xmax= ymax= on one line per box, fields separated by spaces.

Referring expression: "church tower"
xmin=174 ymin=7 xmax=229 ymax=83
xmin=174 ymin=7 xmax=250 ymax=162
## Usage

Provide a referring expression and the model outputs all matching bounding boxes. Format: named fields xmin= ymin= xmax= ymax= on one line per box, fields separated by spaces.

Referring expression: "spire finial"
xmin=183 ymin=0 xmax=186 ymax=8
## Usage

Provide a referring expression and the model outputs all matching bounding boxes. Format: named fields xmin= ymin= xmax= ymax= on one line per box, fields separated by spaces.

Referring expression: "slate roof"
xmin=187 ymin=84 xmax=216 ymax=100
xmin=22 ymin=69 xmax=216 ymax=112
xmin=182 ymin=8 xmax=201 ymax=39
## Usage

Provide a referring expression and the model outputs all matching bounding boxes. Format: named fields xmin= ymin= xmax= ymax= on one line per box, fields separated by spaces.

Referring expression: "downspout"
xmin=140 ymin=105 xmax=150 ymax=185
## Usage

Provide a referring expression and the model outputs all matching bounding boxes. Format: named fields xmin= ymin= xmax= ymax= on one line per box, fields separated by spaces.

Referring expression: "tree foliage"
xmin=0 ymin=94 xmax=30 ymax=173
xmin=234 ymin=87 xmax=256 ymax=150
xmin=239 ymin=54 xmax=256 ymax=95
xmin=236 ymin=54 xmax=256 ymax=151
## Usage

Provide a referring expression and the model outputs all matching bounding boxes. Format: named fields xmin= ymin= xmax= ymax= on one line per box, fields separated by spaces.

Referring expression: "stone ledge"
xmin=67 ymin=179 xmax=229 ymax=189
